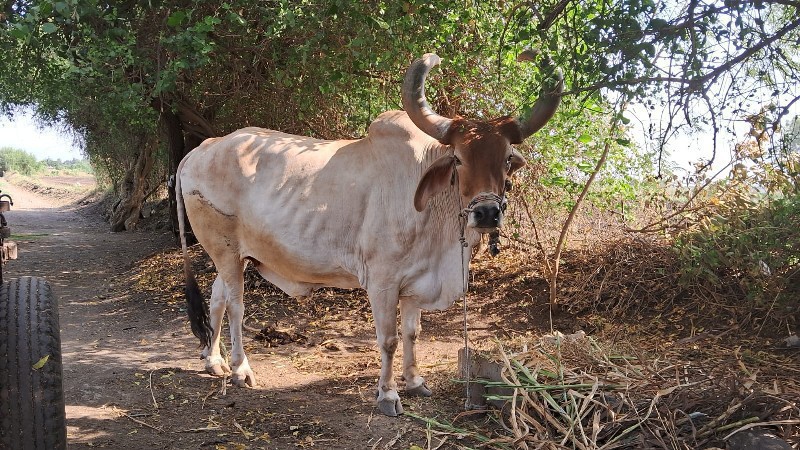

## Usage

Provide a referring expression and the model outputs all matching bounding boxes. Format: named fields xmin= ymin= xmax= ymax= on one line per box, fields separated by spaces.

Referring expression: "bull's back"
xmin=181 ymin=128 xmax=341 ymax=214
xmin=178 ymin=128 xmax=375 ymax=289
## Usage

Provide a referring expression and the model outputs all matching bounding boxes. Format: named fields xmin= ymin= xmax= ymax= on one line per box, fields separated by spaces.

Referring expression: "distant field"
xmin=39 ymin=175 xmax=96 ymax=187
xmin=0 ymin=171 xmax=98 ymax=205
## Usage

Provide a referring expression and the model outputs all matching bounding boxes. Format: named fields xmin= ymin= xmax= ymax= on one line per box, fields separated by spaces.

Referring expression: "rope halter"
xmin=461 ymin=191 xmax=507 ymax=216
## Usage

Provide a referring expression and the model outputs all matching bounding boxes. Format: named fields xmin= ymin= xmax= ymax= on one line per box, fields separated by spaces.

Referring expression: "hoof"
xmin=377 ymin=397 xmax=404 ymax=416
xmin=206 ymin=361 xmax=231 ymax=377
xmin=406 ymin=382 xmax=432 ymax=397
xmin=231 ymin=370 xmax=257 ymax=388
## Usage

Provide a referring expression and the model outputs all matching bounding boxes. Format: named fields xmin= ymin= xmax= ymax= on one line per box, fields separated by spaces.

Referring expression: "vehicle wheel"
xmin=0 ymin=276 xmax=66 ymax=450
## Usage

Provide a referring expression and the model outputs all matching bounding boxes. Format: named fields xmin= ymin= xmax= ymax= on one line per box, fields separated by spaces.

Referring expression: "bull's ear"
xmin=414 ymin=153 xmax=456 ymax=211
xmin=508 ymin=150 xmax=527 ymax=176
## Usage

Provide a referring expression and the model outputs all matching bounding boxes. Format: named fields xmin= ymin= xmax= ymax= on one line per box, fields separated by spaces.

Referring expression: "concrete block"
xmin=457 ymin=347 xmax=511 ymax=410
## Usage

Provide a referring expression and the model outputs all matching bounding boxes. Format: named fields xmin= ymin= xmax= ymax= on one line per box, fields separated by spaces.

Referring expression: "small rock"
xmin=727 ymin=429 xmax=793 ymax=450
xmin=784 ymin=335 xmax=800 ymax=348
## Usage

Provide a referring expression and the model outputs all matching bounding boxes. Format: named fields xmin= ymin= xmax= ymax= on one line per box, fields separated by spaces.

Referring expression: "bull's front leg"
xmin=203 ymin=276 xmax=231 ymax=376
xmin=368 ymin=287 xmax=402 ymax=416
xmin=399 ymin=300 xmax=432 ymax=397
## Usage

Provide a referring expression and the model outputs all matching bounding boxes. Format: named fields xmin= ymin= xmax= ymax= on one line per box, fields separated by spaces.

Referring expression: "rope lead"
xmin=457 ymin=185 xmax=508 ymax=410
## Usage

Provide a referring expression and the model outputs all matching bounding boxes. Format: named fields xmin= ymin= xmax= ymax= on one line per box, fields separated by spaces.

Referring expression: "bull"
xmin=176 ymin=52 xmax=563 ymax=416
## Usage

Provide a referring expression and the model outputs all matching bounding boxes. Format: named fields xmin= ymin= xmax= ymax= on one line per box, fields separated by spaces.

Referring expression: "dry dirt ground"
xmin=1 ymin=174 xmax=798 ymax=449
xmin=0 ymin=175 xmax=535 ymax=449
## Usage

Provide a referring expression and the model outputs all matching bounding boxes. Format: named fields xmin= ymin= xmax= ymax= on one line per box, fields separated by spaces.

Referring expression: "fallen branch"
xmin=114 ymin=407 xmax=164 ymax=433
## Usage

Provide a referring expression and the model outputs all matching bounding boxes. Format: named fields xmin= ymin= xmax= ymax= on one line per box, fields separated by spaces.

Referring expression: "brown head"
xmin=403 ymin=52 xmax=563 ymax=233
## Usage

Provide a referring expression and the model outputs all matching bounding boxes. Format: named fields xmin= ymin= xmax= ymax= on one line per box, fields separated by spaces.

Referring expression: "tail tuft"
xmin=185 ymin=271 xmax=212 ymax=348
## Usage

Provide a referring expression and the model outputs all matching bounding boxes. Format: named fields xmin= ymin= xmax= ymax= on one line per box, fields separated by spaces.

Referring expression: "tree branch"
xmin=174 ymin=99 xmax=216 ymax=138
xmin=548 ymin=115 xmax=617 ymax=305
xmin=559 ymin=13 xmax=800 ymax=98
xmin=699 ymin=16 xmax=800 ymax=87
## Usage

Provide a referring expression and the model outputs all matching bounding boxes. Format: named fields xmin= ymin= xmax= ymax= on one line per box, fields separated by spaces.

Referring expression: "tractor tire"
xmin=0 ymin=276 xmax=67 ymax=450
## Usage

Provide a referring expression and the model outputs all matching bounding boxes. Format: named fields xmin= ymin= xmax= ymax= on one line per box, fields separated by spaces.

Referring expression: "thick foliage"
xmin=40 ymin=157 xmax=92 ymax=174
xmin=1 ymin=0 xmax=798 ymax=250
xmin=675 ymin=191 xmax=800 ymax=309
xmin=670 ymin=114 xmax=800 ymax=312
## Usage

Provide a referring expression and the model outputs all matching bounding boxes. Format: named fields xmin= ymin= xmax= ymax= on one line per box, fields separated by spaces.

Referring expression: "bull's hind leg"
xmin=203 ymin=276 xmax=231 ymax=376
xmin=204 ymin=256 xmax=256 ymax=387
xmin=368 ymin=286 xmax=403 ymax=416
xmin=399 ymin=300 xmax=432 ymax=397
xmin=225 ymin=271 xmax=257 ymax=388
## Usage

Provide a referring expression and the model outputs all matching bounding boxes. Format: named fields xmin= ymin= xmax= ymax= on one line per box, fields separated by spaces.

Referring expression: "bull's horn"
xmin=402 ymin=53 xmax=453 ymax=143
xmin=514 ymin=50 xmax=564 ymax=143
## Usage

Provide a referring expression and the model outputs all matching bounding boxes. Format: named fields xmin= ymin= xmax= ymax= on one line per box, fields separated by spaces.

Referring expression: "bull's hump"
xmin=368 ymin=110 xmax=431 ymax=142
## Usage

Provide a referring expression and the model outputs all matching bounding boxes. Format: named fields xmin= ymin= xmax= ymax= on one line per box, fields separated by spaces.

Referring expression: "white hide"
xmin=177 ymin=110 xmax=480 ymax=416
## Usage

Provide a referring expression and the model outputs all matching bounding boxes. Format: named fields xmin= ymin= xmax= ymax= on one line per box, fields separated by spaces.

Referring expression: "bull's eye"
xmin=454 ymin=156 xmax=462 ymax=166
xmin=506 ymin=155 xmax=512 ymax=168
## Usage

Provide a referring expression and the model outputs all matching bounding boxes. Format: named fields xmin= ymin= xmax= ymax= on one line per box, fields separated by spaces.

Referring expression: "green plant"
xmin=674 ymin=191 xmax=800 ymax=307
xmin=0 ymin=147 xmax=43 ymax=175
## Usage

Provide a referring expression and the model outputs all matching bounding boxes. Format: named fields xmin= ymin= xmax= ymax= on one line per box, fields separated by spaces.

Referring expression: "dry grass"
xmin=128 ymin=225 xmax=800 ymax=449
xmin=458 ymin=228 xmax=800 ymax=449
xmin=449 ymin=333 xmax=800 ymax=449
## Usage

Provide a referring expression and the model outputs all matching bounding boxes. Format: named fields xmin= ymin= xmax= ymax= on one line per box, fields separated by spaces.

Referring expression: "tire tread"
xmin=0 ymin=277 xmax=66 ymax=450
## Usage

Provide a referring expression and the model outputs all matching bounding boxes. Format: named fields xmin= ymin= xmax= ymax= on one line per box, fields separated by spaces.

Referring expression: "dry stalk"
xmin=723 ymin=419 xmax=800 ymax=441
xmin=114 ymin=407 xmax=164 ymax=433
xmin=696 ymin=397 xmax=750 ymax=438
xmin=148 ymin=369 xmax=159 ymax=409
xmin=463 ymin=332 xmax=800 ymax=450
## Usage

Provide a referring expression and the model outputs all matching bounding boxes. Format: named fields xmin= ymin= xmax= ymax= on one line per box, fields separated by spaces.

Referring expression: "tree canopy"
xmin=1 ymin=0 xmax=798 ymax=230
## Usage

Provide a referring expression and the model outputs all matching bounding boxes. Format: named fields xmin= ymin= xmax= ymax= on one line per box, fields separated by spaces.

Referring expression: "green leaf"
xmin=167 ymin=11 xmax=186 ymax=27
xmin=204 ymin=16 xmax=221 ymax=26
xmin=32 ymin=355 xmax=50 ymax=370
xmin=41 ymin=23 xmax=58 ymax=34
xmin=577 ymin=161 xmax=595 ymax=173
xmin=372 ymin=17 xmax=390 ymax=30
xmin=578 ymin=133 xmax=592 ymax=144
xmin=9 ymin=25 xmax=29 ymax=39
xmin=227 ymin=12 xmax=246 ymax=26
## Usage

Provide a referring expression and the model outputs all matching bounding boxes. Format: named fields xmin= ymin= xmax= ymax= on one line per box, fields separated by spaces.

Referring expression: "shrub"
xmin=0 ymin=147 xmax=43 ymax=176
xmin=674 ymin=191 xmax=800 ymax=309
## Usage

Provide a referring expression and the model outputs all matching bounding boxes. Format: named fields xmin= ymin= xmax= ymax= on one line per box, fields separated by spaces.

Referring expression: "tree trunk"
xmin=161 ymin=106 xmax=186 ymax=237
xmin=109 ymin=139 xmax=156 ymax=232
xmin=154 ymin=96 xmax=216 ymax=237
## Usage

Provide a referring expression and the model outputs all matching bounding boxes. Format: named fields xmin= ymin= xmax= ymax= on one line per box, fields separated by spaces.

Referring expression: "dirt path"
xmin=0 ymin=178 xmax=189 ymax=446
xmin=0 ymin=177 xmax=490 ymax=449
xmin=6 ymin=176 xmax=794 ymax=449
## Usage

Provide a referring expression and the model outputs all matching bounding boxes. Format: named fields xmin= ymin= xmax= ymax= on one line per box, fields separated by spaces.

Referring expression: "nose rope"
xmin=461 ymin=192 xmax=507 ymax=215
xmin=457 ymin=192 xmax=477 ymax=411
xmin=451 ymin=158 xmax=510 ymax=410
xmin=457 ymin=186 xmax=508 ymax=411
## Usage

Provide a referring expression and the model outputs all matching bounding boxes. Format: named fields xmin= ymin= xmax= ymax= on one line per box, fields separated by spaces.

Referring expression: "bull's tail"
xmin=175 ymin=157 xmax=212 ymax=349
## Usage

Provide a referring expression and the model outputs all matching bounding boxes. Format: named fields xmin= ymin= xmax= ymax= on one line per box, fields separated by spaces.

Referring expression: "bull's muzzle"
xmin=465 ymin=192 xmax=507 ymax=233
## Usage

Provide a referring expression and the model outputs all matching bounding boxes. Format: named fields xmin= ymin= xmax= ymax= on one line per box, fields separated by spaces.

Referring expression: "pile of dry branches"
xmin=475 ymin=332 xmax=800 ymax=449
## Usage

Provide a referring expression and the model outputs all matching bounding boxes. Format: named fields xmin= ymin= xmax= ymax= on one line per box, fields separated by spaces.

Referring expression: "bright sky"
xmin=625 ymin=102 xmax=743 ymax=175
xmin=0 ymin=110 xmax=84 ymax=161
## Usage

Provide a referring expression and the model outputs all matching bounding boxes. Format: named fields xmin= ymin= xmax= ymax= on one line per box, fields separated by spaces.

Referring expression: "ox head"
xmin=403 ymin=51 xmax=563 ymax=234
